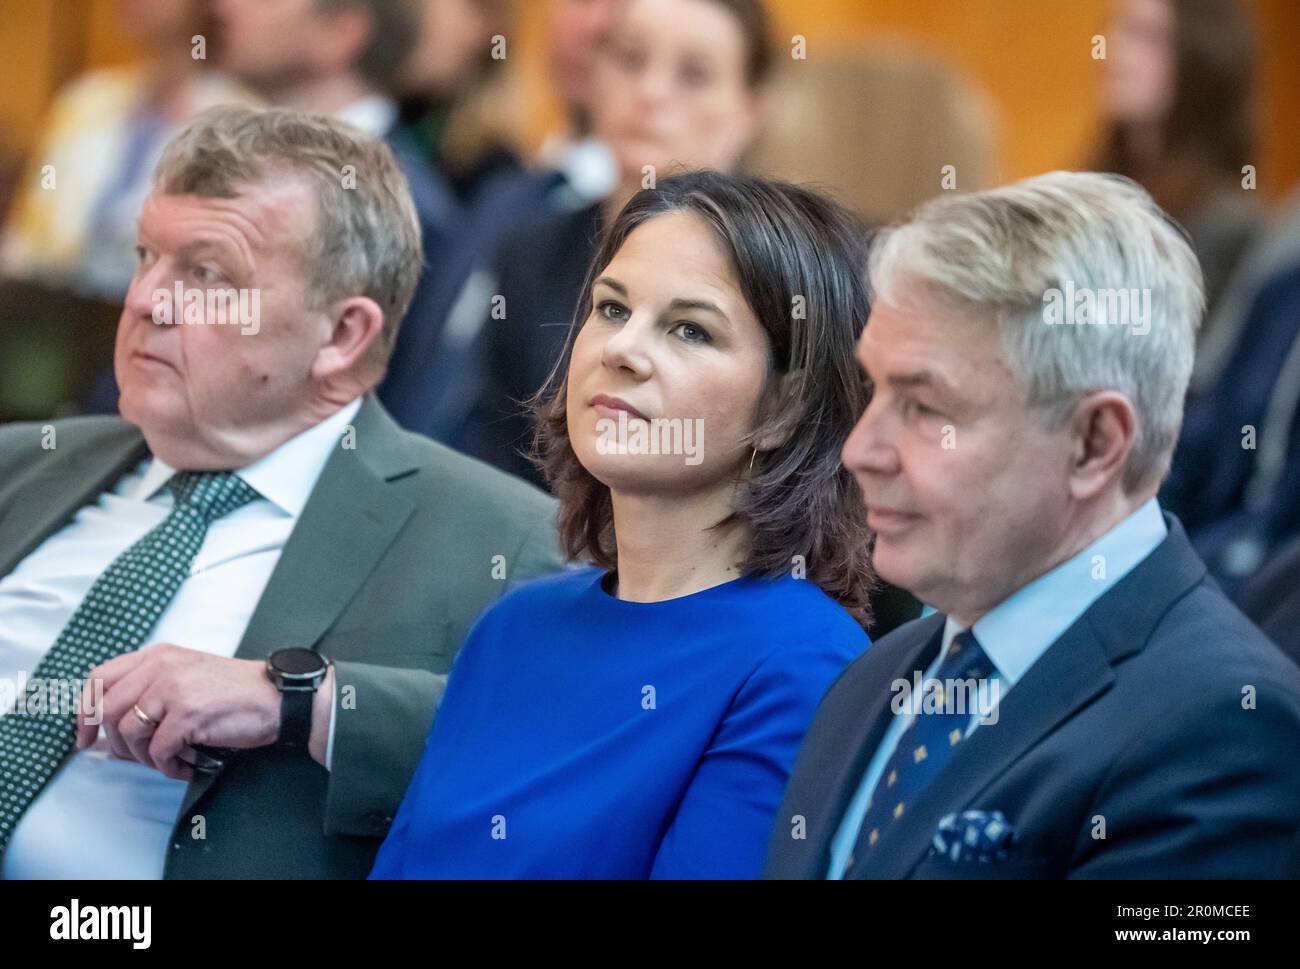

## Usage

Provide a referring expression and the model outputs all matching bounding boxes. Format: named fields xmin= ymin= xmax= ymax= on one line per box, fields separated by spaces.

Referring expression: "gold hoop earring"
xmin=749 ymin=448 xmax=758 ymax=471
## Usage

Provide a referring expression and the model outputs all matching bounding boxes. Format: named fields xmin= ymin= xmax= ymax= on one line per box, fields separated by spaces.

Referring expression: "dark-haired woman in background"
xmin=370 ymin=172 xmax=874 ymax=879
xmin=1090 ymin=0 xmax=1259 ymax=321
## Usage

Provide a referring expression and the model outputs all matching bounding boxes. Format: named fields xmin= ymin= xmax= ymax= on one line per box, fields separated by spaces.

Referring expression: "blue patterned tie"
xmin=844 ymin=630 xmax=995 ymax=875
xmin=0 ymin=471 xmax=261 ymax=852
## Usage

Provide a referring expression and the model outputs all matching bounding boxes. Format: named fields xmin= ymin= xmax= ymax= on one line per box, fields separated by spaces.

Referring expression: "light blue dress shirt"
xmin=826 ymin=498 xmax=1168 ymax=878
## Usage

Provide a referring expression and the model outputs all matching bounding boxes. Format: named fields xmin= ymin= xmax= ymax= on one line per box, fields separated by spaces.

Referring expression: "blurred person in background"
xmin=1132 ymin=2 xmax=1300 ymax=598
xmin=376 ymin=0 xmax=629 ymax=430
xmin=1 ymin=0 xmax=252 ymax=299
xmin=203 ymin=1 xmax=497 ymax=421
xmin=214 ymin=0 xmax=592 ymax=448
xmin=73 ymin=0 xmax=450 ymax=415
xmin=394 ymin=0 xmax=523 ymax=205
xmin=214 ymin=0 xmax=415 ymax=127
xmin=211 ymin=0 xmax=456 ymax=261
xmin=1160 ymin=235 xmax=1300 ymax=597
xmin=1095 ymin=0 xmax=1289 ymax=595
xmin=535 ymin=0 xmax=626 ymax=202
xmin=429 ymin=0 xmax=771 ymax=480
xmin=377 ymin=0 xmax=602 ymax=429
xmin=547 ymin=0 xmax=627 ymax=141
xmin=1089 ymin=0 xmax=1259 ymax=325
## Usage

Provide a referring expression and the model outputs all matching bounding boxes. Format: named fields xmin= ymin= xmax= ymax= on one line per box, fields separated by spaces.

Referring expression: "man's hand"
xmin=75 ymin=644 xmax=283 ymax=781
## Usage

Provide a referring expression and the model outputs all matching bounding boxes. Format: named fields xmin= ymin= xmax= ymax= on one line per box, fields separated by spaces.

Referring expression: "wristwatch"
xmin=265 ymin=648 xmax=331 ymax=749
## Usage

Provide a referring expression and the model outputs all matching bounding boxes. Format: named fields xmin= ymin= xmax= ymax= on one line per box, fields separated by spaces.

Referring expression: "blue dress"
xmin=369 ymin=565 xmax=870 ymax=878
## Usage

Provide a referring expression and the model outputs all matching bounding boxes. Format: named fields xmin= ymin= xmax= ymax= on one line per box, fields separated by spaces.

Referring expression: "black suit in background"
xmin=449 ymin=202 xmax=603 ymax=487
xmin=1237 ymin=533 xmax=1300 ymax=669
xmin=441 ymin=199 xmax=603 ymax=483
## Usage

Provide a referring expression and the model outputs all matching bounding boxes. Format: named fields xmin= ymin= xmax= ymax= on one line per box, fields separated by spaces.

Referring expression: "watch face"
xmin=273 ymin=648 xmax=326 ymax=676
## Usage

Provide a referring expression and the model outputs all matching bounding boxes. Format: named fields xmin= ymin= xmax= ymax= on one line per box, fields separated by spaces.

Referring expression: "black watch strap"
xmin=279 ymin=689 xmax=314 ymax=748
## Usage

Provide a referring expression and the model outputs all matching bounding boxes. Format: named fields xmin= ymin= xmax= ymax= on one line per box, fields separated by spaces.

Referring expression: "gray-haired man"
xmin=765 ymin=171 xmax=1300 ymax=880
xmin=0 ymin=106 xmax=564 ymax=879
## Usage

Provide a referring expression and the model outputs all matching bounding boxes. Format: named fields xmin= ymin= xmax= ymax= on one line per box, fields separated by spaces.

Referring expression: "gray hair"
xmin=867 ymin=171 xmax=1205 ymax=492
xmin=153 ymin=104 xmax=423 ymax=378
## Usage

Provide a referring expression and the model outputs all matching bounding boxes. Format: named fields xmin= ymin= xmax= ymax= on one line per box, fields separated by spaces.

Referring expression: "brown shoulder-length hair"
xmin=1090 ymin=0 xmax=1256 ymax=220
xmin=526 ymin=170 xmax=877 ymax=629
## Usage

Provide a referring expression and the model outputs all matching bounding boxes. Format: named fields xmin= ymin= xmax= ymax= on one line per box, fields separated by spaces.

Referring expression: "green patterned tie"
xmin=0 ymin=470 xmax=261 ymax=852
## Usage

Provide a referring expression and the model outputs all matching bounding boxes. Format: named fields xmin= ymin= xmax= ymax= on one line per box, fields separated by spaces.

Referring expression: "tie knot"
xmin=167 ymin=471 xmax=261 ymax=523
xmin=938 ymin=630 xmax=994 ymax=682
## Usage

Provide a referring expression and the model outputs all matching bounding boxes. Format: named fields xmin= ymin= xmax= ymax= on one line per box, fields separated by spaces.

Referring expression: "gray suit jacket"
xmin=0 ymin=395 xmax=565 ymax=878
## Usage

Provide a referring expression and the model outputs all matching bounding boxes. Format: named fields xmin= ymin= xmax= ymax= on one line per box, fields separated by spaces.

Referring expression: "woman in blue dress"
xmin=370 ymin=169 xmax=876 ymax=879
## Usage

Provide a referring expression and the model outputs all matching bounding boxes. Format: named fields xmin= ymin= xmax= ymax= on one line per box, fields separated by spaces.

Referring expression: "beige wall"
xmin=761 ymin=0 xmax=1299 ymax=196
xmin=2 ymin=0 xmax=1296 ymax=197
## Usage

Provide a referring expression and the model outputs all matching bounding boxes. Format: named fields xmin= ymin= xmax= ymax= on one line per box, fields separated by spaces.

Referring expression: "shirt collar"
xmin=135 ymin=398 xmax=363 ymax=518
xmin=941 ymin=497 xmax=1168 ymax=688
xmin=335 ymin=95 xmax=397 ymax=138
xmin=538 ymin=134 xmax=618 ymax=206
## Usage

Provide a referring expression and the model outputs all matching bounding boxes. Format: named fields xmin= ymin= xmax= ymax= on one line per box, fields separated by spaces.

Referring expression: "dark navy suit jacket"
xmin=1237 ymin=532 xmax=1300 ymax=670
xmin=443 ymin=202 xmax=603 ymax=485
xmin=1160 ymin=261 xmax=1300 ymax=590
xmin=764 ymin=515 xmax=1300 ymax=879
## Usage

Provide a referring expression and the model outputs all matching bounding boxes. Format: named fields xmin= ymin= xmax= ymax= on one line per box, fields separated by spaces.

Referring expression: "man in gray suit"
xmin=0 ymin=105 xmax=564 ymax=879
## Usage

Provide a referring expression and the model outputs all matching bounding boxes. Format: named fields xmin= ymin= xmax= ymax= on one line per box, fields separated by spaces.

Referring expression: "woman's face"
xmin=403 ymin=0 xmax=500 ymax=94
xmin=1104 ymin=0 xmax=1176 ymax=125
xmin=566 ymin=210 xmax=772 ymax=497
xmin=119 ymin=0 xmax=204 ymax=47
xmin=591 ymin=0 xmax=761 ymax=184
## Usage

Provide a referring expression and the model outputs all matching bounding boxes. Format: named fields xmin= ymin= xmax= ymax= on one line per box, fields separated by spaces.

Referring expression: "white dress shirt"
xmin=537 ymin=133 xmax=619 ymax=209
xmin=334 ymin=95 xmax=397 ymax=138
xmin=0 ymin=398 xmax=361 ymax=880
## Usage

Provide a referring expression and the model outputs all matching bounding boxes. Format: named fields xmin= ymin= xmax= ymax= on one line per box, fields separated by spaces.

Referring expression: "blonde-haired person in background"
xmin=1 ymin=0 xmax=255 ymax=299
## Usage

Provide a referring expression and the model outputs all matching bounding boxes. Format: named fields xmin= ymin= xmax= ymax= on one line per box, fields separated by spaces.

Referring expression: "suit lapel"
xmin=178 ymin=396 xmax=418 ymax=817
xmin=849 ymin=514 xmax=1208 ymax=879
xmin=232 ymin=461 xmax=414 ymax=660
xmin=0 ymin=423 xmax=147 ymax=578
xmin=800 ymin=615 xmax=945 ymax=877
xmin=233 ymin=395 xmax=417 ymax=660
xmin=851 ymin=621 xmax=1116 ymax=879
